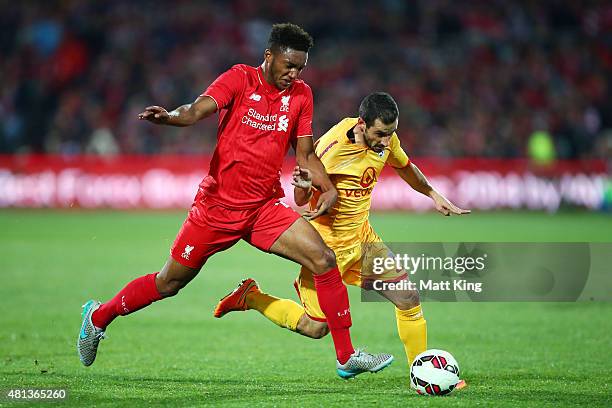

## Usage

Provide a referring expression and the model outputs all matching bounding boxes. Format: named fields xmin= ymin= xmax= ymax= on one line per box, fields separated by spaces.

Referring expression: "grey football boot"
xmin=336 ymin=349 xmax=394 ymax=379
xmin=77 ymin=300 xmax=105 ymax=366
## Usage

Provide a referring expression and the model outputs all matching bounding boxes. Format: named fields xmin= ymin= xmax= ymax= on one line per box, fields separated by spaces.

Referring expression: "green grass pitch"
xmin=1 ymin=210 xmax=611 ymax=407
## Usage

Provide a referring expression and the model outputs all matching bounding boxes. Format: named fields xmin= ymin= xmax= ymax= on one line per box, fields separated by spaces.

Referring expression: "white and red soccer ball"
xmin=410 ymin=349 xmax=461 ymax=396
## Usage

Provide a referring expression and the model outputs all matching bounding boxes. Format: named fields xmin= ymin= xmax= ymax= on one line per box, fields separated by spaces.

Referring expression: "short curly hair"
xmin=268 ymin=23 xmax=314 ymax=53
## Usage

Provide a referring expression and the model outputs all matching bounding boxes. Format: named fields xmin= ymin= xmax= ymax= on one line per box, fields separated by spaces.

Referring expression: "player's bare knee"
xmin=310 ymin=247 xmax=336 ymax=274
xmin=395 ymin=290 xmax=421 ymax=310
xmin=322 ymin=247 xmax=337 ymax=270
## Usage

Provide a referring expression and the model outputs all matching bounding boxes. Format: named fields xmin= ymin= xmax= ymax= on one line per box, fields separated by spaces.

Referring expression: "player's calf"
xmin=296 ymin=314 xmax=330 ymax=339
xmin=155 ymin=274 xmax=189 ymax=297
xmin=393 ymin=288 xmax=421 ymax=311
xmin=377 ymin=281 xmax=427 ymax=365
xmin=375 ymin=279 xmax=421 ymax=311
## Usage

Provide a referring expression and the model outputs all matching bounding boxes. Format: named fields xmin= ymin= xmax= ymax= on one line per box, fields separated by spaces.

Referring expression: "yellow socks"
xmin=395 ymin=304 xmax=427 ymax=365
xmin=244 ymin=291 xmax=426 ymax=365
xmin=246 ymin=291 xmax=304 ymax=331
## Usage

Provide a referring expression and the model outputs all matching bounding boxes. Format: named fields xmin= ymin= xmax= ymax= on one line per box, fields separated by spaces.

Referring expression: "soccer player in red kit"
xmin=78 ymin=23 xmax=393 ymax=378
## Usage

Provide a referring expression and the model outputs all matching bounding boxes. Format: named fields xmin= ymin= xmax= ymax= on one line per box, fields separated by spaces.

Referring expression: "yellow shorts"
xmin=294 ymin=221 xmax=407 ymax=321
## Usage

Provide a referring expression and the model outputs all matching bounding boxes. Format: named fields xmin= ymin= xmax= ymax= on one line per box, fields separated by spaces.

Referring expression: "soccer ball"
xmin=410 ymin=349 xmax=461 ymax=396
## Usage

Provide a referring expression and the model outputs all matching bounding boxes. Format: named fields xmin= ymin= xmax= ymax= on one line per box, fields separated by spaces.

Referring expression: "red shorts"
xmin=170 ymin=191 xmax=301 ymax=269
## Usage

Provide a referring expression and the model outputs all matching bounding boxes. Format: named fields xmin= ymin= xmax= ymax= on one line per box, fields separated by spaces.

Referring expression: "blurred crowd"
xmin=1 ymin=0 xmax=611 ymax=159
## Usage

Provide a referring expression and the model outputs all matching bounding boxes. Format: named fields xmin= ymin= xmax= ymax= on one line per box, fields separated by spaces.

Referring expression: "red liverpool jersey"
xmin=200 ymin=64 xmax=313 ymax=209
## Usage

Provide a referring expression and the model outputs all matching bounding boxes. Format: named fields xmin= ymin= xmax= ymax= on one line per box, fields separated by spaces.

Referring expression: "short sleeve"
xmin=201 ymin=65 xmax=246 ymax=111
xmin=386 ymin=134 xmax=410 ymax=168
xmin=295 ymin=84 xmax=313 ymax=138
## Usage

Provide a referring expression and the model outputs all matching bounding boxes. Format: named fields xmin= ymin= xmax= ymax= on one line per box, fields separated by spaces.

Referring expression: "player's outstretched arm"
xmin=395 ymin=162 xmax=470 ymax=216
xmin=137 ymin=96 xmax=218 ymax=127
xmin=295 ymin=137 xmax=337 ymax=220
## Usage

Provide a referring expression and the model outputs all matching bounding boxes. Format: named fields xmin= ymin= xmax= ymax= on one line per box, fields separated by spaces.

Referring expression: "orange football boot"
xmin=213 ymin=278 xmax=260 ymax=318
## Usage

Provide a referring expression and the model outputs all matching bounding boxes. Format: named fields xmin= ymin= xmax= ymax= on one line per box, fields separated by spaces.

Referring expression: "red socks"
xmin=312 ymin=266 xmax=354 ymax=364
xmin=91 ymin=268 xmax=355 ymax=364
xmin=91 ymin=272 xmax=163 ymax=330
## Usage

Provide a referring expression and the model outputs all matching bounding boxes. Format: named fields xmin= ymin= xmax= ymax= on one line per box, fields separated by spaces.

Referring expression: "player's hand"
xmin=429 ymin=190 xmax=470 ymax=216
xmin=302 ymin=188 xmax=337 ymax=221
xmin=291 ymin=166 xmax=312 ymax=190
xmin=138 ymin=106 xmax=170 ymax=124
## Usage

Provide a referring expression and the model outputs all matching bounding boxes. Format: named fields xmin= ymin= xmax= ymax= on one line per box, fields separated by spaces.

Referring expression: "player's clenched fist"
xmin=138 ymin=106 xmax=170 ymax=124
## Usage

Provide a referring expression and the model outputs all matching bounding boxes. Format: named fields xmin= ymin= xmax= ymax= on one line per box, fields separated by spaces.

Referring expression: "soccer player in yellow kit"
xmin=214 ymin=92 xmax=469 ymax=379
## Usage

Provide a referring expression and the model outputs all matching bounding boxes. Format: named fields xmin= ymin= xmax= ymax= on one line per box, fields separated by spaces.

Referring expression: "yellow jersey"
xmin=309 ymin=117 xmax=410 ymax=249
